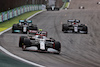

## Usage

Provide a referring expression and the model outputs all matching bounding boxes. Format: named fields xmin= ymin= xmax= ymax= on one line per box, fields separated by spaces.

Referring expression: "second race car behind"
xmin=62 ymin=19 xmax=88 ymax=34
xmin=12 ymin=20 xmax=38 ymax=34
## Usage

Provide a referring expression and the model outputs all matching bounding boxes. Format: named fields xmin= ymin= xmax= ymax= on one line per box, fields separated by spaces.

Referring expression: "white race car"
xmin=79 ymin=6 xmax=85 ymax=9
xmin=19 ymin=31 xmax=61 ymax=54
xmin=46 ymin=6 xmax=59 ymax=11
xmin=62 ymin=19 xmax=88 ymax=34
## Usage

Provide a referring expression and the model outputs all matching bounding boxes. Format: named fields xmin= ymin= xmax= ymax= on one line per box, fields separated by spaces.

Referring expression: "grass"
xmin=0 ymin=10 xmax=41 ymax=32
xmin=65 ymin=2 xmax=69 ymax=8
xmin=0 ymin=28 xmax=7 ymax=32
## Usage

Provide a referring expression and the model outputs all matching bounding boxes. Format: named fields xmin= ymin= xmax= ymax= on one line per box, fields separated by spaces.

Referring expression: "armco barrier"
xmin=0 ymin=5 xmax=42 ymax=23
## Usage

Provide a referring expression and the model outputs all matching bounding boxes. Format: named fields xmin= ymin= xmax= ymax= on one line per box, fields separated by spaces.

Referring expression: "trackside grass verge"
xmin=0 ymin=10 xmax=41 ymax=32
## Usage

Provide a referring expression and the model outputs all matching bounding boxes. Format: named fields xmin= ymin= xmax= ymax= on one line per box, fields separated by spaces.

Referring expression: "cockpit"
xmin=35 ymin=35 xmax=46 ymax=39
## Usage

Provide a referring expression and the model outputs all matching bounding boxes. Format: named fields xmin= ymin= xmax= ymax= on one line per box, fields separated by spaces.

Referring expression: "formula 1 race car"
xmin=62 ymin=19 xmax=88 ymax=34
xmin=79 ymin=6 xmax=85 ymax=9
xmin=19 ymin=31 xmax=61 ymax=54
xmin=46 ymin=6 xmax=59 ymax=11
xmin=97 ymin=2 xmax=100 ymax=5
xmin=12 ymin=20 xmax=38 ymax=34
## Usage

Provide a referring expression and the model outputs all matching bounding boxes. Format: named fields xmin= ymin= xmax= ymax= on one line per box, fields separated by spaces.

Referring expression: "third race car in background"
xmin=62 ymin=19 xmax=88 ymax=34
xmin=12 ymin=20 xmax=38 ymax=34
xmin=19 ymin=30 xmax=61 ymax=54
xmin=46 ymin=0 xmax=59 ymax=11
xmin=79 ymin=6 xmax=85 ymax=9
xmin=46 ymin=5 xmax=59 ymax=11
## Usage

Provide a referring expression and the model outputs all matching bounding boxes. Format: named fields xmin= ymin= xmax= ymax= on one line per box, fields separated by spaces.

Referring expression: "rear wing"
xmin=67 ymin=19 xmax=80 ymax=23
xmin=29 ymin=30 xmax=47 ymax=37
xmin=19 ymin=20 xmax=32 ymax=23
xmin=27 ymin=20 xmax=32 ymax=23
xmin=19 ymin=20 xmax=24 ymax=23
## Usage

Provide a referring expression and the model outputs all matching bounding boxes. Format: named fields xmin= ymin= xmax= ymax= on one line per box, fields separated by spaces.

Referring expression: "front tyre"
xmin=83 ymin=26 xmax=88 ymax=34
xmin=19 ymin=36 xmax=27 ymax=47
xmin=62 ymin=24 xmax=68 ymax=33
xmin=24 ymin=38 xmax=31 ymax=47
xmin=54 ymin=41 xmax=61 ymax=54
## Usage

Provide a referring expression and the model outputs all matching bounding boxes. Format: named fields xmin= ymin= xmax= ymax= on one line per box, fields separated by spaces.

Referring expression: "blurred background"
xmin=0 ymin=0 xmax=66 ymax=12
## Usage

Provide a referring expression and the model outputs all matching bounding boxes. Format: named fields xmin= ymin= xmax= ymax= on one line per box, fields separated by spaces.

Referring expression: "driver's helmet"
xmin=24 ymin=22 xmax=27 ymax=25
xmin=37 ymin=29 xmax=43 ymax=34
xmin=39 ymin=29 xmax=43 ymax=31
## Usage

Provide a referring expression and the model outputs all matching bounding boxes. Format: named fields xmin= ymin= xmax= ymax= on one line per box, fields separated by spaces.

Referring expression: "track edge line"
xmin=0 ymin=10 xmax=45 ymax=67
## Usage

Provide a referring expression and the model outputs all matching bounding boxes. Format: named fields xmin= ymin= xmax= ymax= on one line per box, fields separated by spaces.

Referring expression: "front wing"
xmin=22 ymin=46 xmax=60 ymax=54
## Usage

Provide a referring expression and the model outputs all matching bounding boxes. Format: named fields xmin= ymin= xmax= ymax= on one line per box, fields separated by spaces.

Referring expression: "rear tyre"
xmin=97 ymin=2 xmax=100 ymax=4
xmin=79 ymin=6 xmax=84 ymax=9
xmin=47 ymin=8 xmax=51 ymax=11
xmin=23 ymin=32 xmax=27 ymax=34
xmin=19 ymin=36 xmax=27 ymax=47
xmin=55 ymin=8 xmax=59 ymax=11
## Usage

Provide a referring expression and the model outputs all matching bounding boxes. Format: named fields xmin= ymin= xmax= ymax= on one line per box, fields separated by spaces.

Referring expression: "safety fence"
xmin=0 ymin=5 xmax=42 ymax=23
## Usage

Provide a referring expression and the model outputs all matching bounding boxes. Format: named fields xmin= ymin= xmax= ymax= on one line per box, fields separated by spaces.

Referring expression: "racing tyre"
xmin=83 ymin=26 xmax=88 ymax=34
xmin=62 ymin=24 xmax=64 ymax=31
xmin=54 ymin=41 xmax=61 ymax=54
xmin=81 ymin=26 xmax=88 ymax=34
xmin=62 ymin=24 xmax=68 ymax=33
xmin=47 ymin=8 xmax=51 ymax=11
xmin=19 ymin=36 xmax=27 ymax=47
xmin=97 ymin=2 xmax=100 ymax=4
xmin=55 ymin=8 xmax=59 ymax=11
xmin=12 ymin=24 xmax=18 ymax=33
xmin=79 ymin=6 xmax=84 ymax=9
xmin=24 ymin=38 xmax=31 ymax=47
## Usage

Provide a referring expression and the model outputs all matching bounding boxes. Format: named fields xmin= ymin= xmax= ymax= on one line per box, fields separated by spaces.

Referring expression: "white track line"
xmin=0 ymin=46 xmax=45 ymax=67
xmin=0 ymin=27 xmax=12 ymax=35
xmin=0 ymin=10 xmax=45 ymax=67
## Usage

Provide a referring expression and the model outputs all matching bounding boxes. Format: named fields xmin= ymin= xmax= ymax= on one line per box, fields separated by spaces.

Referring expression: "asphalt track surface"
xmin=1 ymin=0 xmax=100 ymax=67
